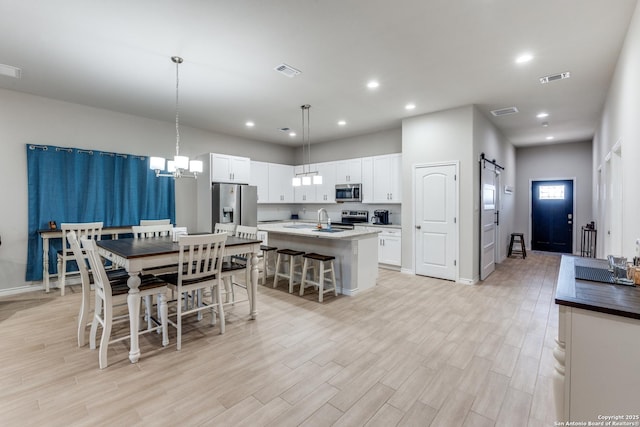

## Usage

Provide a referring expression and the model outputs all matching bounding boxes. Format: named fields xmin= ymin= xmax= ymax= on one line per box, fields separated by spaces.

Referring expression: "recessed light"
xmin=245 ymin=121 xmax=255 ymax=127
xmin=537 ymin=112 xmax=549 ymax=118
xmin=542 ymin=121 xmax=549 ymax=127
xmin=337 ymin=120 xmax=346 ymax=126
xmin=289 ymin=132 xmax=296 ymax=137
xmin=405 ymin=103 xmax=416 ymax=110
xmin=367 ymin=80 xmax=379 ymax=89
xmin=515 ymin=53 xmax=533 ymax=64
xmin=546 ymin=136 xmax=554 ymax=140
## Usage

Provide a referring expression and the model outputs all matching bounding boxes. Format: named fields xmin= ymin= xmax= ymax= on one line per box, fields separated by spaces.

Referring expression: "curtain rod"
xmin=479 ymin=152 xmax=504 ymax=170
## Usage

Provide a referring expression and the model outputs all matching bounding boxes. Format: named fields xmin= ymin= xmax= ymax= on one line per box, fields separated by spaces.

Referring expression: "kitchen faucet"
xmin=317 ymin=208 xmax=328 ymax=228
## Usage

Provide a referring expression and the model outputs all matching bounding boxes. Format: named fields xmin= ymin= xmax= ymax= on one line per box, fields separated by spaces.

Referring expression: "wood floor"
xmin=0 ymin=253 xmax=561 ymax=426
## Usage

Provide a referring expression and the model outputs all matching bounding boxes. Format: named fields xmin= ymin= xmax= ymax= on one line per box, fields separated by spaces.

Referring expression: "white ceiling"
xmin=0 ymin=0 xmax=637 ymax=147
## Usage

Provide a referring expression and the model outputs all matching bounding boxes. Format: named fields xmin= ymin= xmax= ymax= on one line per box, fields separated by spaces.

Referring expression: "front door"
xmin=415 ymin=163 xmax=457 ymax=280
xmin=531 ymin=179 xmax=574 ymax=253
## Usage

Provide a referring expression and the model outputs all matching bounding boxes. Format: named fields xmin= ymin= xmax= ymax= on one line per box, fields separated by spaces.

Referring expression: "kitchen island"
xmin=258 ymin=222 xmax=380 ymax=295
xmin=554 ymin=255 xmax=640 ymax=423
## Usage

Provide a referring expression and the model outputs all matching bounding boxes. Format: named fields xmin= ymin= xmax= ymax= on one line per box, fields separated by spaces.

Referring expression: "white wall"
xmin=592 ymin=0 xmax=640 ymax=259
xmin=473 ymin=108 xmax=516 ymax=263
xmin=514 ymin=141 xmax=593 ymax=254
xmin=0 ymin=88 xmax=292 ymax=291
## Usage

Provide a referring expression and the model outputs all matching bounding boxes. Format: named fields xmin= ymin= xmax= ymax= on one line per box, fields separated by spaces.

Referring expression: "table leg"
xmin=43 ymin=237 xmax=50 ymax=293
xmin=127 ymin=272 xmax=142 ymax=363
xmin=250 ymin=251 xmax=259 ymax=320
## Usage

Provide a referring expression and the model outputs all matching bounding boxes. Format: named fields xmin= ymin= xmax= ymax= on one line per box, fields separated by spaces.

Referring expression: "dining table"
xmin=96 ymin=235 xmax=262 ymax=364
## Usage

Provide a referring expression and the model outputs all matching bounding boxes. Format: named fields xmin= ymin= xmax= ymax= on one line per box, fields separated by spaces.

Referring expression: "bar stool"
xmin=259 ymin=245 xmax=278 ymax=285
xmin=273 ymin=249 xmax=305 ymax=293
xmin=508 ymin=233 xmax=527 ymax=259
xmin=300 ymin=253 xmax=338 ymax=302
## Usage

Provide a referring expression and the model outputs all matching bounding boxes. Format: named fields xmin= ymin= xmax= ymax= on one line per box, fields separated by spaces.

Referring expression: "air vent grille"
xmin=274 ymin=63 xmax=301 ymax=78
xmin=490 ymin=107 xmax=519 ymax=117
xmin=540 ymin=71 xmax=571 ymax=84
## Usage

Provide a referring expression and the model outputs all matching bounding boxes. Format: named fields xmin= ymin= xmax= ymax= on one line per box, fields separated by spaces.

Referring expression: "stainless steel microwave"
xmin=335 ymin=184 xmax=362 ymax=202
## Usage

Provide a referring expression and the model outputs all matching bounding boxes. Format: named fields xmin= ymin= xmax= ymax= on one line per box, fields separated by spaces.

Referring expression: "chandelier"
xmin=150 ymin=56 xmax=203 ymax=179
xmin=292 ymin=104 xmax=322 ymax=186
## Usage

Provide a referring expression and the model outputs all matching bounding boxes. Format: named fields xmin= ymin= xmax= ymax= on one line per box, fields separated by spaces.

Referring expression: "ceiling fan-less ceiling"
xmin=150 ymin=56 xmax=203 ymax=179
xmin=292 ymin=104 xmax=323 ymax=187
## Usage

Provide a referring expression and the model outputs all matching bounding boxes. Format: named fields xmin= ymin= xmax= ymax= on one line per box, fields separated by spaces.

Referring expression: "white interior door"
xmin=415 ymin=163 xmax=457 ymax=280
xmin=480 ymin=166 xmax=497 ymax=280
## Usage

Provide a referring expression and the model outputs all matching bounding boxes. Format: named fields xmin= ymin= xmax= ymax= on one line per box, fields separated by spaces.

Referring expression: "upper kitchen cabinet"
xmin=268 ymin=163 xmax=294 ymax=203
xmin=362 ymin=153 xmax=402 ymax=203
xmin=249 ymin=161 xmax=269 ymax=204
xmin=335 ymin=158 xmax=362 ymax=184
xmin=209 ymin=153 xmax=251 ymax=183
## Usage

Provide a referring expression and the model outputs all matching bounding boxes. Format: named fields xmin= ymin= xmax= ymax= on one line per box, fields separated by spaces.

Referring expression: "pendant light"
xmin=292 ymin=104 xmax=322 ymax=186
xmin=150 ymin=56 xmax=203 ymax=179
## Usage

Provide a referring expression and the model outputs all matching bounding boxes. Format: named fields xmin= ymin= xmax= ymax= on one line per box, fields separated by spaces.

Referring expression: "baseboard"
xmin=457 ymin=277 xmax=478 ymax=285
xmin=400 ymin=267 xmax=414 ymax=275
xmin=0 ymin=283 xmax=45 ymax=297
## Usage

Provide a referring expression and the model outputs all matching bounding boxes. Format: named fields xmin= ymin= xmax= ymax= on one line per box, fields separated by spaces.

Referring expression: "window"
xmin=539 ymin=185 xmax=565 ymax=200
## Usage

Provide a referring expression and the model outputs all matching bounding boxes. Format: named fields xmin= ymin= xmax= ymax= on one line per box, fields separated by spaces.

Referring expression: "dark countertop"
xmin=555 ymin=255 xmax=640 ymax=320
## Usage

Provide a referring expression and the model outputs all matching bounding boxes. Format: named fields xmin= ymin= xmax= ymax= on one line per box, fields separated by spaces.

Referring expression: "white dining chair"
xmin=132 ymin=224 xmax=174 ymax=239
xmin=214 ymin=222 xmax=236 ymax=236
xmin=156 ymin=233 xmax=227 ymax=350
xmin=140 ymin=219 xmax=171 ymax=226
xmin=221 ymin=225 xmax=257 ymax=306
xmin=57 ymin=222 xmax=103 ymax=296
xmin=80 ymin=235 xmax=169 ymax=369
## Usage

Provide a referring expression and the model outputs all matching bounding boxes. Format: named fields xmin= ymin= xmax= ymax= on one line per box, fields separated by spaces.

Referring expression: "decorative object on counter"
xmin=292 ymin=104 xmax=322 ymax=186
xmin=149 ymin=56 xmax=203 ymax=179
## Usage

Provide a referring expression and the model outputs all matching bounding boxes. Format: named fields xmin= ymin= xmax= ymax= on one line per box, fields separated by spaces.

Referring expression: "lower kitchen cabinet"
xmin=377 ymin=228 xmax=401 ymax=266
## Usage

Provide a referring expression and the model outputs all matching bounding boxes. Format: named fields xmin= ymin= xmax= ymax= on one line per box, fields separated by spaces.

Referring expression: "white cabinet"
xmin=362 ymin=153 xmax=402 ymax=204
xmin=378 ymin=228 xmax=401 ymax=266
xmin=316 ymin=162 xmax=336 ymax=203
xmin=250 ymin=161 xmax=269 ymax=204
xmin=268 ymin=163 xmax=294 ymax=203
xmin=335 ymin=158 xmax=362 ymax=184
xmin=293 ymin=162 xmax=336 ymax=203
xmin=210 ymin=153 xmax=251 ymax=183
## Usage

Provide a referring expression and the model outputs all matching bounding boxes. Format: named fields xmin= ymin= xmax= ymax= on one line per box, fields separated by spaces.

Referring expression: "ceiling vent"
xmin=490 ymin=107 xmax=519 ymax=117
xmin=539 ymin=71 xmax=571 ymax=84
xmin=274 ymin=63 xmax=301 ymax=78
xmin=0 ymin=63 xmax=22 ymax=79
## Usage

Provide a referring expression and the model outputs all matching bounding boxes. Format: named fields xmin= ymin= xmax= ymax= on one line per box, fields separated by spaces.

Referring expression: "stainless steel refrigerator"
xmin=210 ymin=183 xmax=257 ymax=230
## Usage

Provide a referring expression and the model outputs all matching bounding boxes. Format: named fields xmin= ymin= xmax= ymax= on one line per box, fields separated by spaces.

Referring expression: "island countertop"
xmin=555 ymin=255 xmax=640 ymax=320
xmin=258 ymin=222 xmax=380 ymax=240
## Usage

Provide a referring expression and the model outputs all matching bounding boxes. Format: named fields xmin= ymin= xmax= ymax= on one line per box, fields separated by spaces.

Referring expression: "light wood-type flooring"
xmin=0 ymin=253 xmax=561 ymax=426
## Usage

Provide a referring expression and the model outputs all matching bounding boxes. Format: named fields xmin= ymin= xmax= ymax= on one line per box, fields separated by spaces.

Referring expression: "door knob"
xmin=416 ymin=225 xmax=421 ymax=229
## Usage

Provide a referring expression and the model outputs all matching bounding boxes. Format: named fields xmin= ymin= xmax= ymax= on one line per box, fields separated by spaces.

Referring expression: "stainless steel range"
xmin=340 ymin=210 xmax=369 ymax=224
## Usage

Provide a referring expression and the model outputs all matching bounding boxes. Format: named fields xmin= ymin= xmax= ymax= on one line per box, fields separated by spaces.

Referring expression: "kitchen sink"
xmin=283 ymin=224 xmax=317 ymax=229
xmin=312 ymin=228 xmax=344 ymax=233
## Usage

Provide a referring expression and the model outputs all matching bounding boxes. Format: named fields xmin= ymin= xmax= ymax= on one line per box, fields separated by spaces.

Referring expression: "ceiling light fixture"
xmin=292 ymin=104 xmax=322 ymax=187
xmin=150 ymin=56 xmax=203 ymax=179
xmin=289 ymin=132 xmax=296 ymax=137
xmin=515 ymin=53 xmax=534 ymax=64
xmin=405 ymin=103 xmax=416 ymax=110
xmin=542 ymin=121 xmax=549 ymax=127
xmin=245 ymin=121 xmax=255 ymax=127
xmin=367 ymin=80 xmax=379 ymax=89
xmin=338 ymin=120 xmax=346 ymax=126
xmin=546 ymin=136 xmax=555 ymax=140
xmin=537 ymin=112 xmax=549 ymax=118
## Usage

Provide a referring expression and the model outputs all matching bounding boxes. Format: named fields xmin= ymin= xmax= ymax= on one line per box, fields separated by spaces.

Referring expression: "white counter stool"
xmin=300 ymin=253 xmax=338 ymax=302
xmin=259 ymin=245 xmax=278 ymax=285
xmin=273 ymin=249 xmax=305 ymax=293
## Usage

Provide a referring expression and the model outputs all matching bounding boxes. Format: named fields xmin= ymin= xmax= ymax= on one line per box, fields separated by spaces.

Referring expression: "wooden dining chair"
xmin=221 ymin=225 xmax=257 ymax=306
xmin=139 ymin=219 xmax=171 ymax=226
xmin=80 ymin=235 xmax=169 ymax=369
xmin=132 ymin=224 xmax=174 ymax=239
xmin=57 ymin=222 xmax=103 ymax=296
xmin=156 ymin=233 xmax=227 ymax=351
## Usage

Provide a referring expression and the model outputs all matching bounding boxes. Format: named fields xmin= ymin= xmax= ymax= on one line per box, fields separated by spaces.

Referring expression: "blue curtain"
xmin=26 ymin=144 xmax=175 ymax=281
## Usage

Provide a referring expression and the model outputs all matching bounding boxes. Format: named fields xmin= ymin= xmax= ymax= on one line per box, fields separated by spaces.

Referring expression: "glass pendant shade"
xmin=174 ymin=155 xmax=189 ymax=170
xmin=167 ymin=160 xmax=176 ymax=173
xmin=313 ymin=175 xmax=323 ymax=185
xmin=150 ymin=156 xmax=166 ymax=171
xmin=292 ymin=177 xmax=301 ymax=187
xmin=189 ymin=160 xmax=203 ymax=173
xmin=302 ymin=176 xmax=312 ymax=186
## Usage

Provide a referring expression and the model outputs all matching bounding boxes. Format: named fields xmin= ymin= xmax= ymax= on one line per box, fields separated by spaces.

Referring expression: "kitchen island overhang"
xmin=258 ymin=223 xmax=380 ymax=296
